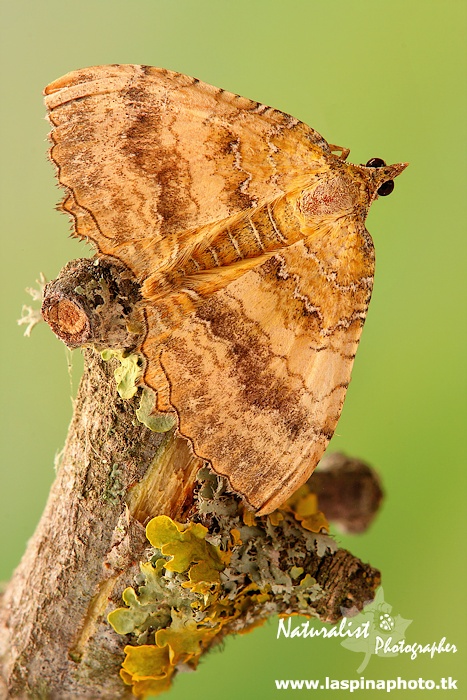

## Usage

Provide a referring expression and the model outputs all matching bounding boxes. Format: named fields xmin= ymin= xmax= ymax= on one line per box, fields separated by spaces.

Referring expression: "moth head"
xmin=359 ymin=158 xmax=409 ymax=202
xmin=296 ymin=159 xmax=407 ymax=225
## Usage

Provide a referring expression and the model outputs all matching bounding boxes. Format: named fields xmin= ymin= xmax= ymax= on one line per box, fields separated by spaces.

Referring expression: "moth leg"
xmin=329 ymin=144 xmax=350 ymax=160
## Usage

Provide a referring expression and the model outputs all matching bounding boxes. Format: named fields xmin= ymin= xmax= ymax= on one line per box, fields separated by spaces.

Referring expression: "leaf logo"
xmin=340 ymin=587 xmax=412 ymax=672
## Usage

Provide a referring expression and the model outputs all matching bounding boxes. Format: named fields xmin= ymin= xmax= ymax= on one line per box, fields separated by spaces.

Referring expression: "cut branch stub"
xmin=41 ymin=257 xmax=144 ymax=351
xmin=43 ymin=295 xmax=91 ymax=346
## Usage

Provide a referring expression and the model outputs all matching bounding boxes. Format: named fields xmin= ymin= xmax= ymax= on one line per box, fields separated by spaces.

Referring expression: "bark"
xmin=0 ymin=259 xmax=382 ymax=699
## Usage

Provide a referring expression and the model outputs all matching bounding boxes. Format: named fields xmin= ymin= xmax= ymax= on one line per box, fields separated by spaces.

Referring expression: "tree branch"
xmin=0 ymin=259 xmax=382 ymax=699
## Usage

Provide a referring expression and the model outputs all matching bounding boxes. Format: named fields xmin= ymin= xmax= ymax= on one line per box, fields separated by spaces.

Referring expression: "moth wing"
xmin=152 ymin=225 xmax=374 ymax=514
xmin=44 ymin=64 xmax=331 ymax=282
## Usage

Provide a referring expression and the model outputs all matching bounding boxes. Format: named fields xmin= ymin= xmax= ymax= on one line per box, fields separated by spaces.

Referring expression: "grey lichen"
xmin=103 ymin=463 xmax=126 ymax=504
xmin=108 ymin=466 xmax=338 ymax=647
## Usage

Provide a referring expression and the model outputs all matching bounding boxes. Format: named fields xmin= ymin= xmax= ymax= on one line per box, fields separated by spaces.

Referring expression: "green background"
xmin=0 ymin=1 xmax=465 ymax=698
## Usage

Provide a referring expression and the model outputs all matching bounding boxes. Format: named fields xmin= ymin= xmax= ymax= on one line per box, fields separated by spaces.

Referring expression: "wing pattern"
xmin=44 ymin=65 xmax=405 ymax=513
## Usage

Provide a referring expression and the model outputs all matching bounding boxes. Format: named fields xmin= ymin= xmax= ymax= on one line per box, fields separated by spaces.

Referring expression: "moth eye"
xmin=366 ymin=157 xmax=394 ymax=196
xmin=377 ymin=180 xmax=395 ymax=197
xmin=366 ymin=157 xmax=386 ymax=168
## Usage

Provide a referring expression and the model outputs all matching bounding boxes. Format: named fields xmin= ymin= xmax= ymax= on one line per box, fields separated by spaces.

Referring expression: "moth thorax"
xmin=297 ymin=175 xmax=360 ymax=219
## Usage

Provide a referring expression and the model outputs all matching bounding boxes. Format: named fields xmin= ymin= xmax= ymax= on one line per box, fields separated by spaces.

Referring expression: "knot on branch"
xmin=310 ymin=453 xmax=384 ymax=534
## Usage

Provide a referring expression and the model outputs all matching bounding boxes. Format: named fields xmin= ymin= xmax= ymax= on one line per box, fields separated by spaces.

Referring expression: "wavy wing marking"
xmin=155 ymin=224 xmax=374 ymax=513
xmin=44 ymin=64 xmax=331 ymax=283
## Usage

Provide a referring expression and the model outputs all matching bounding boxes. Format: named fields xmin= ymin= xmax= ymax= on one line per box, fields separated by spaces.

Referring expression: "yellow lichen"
xmin=120 ymin=645 xmax=174 ymax=697
xmin=111 ymin=514 xmax=265 ymax=697
xmin=280 ymin=483 xmax=330 ymax=533
xmin=111 ymin=489 xmax=327 ymax=697
xmin=155 ymin=609 xmax=220 ymax=664
xmin=101 ymin=349 xmax=142 ymax=399
xmin=146 ymin=515 xmax=229 ymax=576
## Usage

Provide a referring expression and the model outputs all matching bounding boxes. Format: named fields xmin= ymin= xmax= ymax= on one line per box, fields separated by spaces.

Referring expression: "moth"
xmin=44 ymin=65 xmax=407 ymax=515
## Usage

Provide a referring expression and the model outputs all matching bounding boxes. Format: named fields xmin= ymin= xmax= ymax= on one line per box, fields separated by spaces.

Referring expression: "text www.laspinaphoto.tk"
xmin=275 ymin=677 xmax=457 ymax=691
